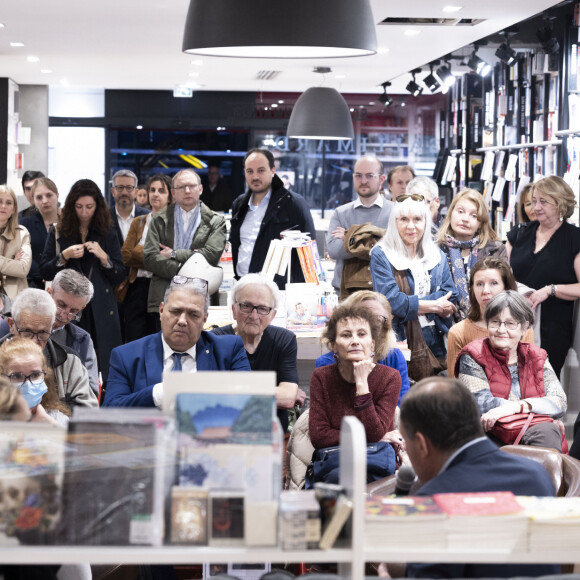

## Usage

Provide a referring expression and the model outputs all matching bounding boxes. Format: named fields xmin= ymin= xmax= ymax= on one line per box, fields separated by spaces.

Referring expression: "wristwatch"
xmin=170 ymin=250 xmax=176 ymax=259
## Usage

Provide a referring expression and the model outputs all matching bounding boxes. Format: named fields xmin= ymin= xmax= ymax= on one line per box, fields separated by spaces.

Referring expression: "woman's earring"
xmin=333 ymin=352 xmax=340 ymax=362
xmin=370 ymin=351 xmax=375 ymax=359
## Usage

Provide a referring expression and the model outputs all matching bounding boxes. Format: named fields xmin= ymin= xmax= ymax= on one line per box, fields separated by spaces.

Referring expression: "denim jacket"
xmin=370 ymin=245 xmax=458 ymax=341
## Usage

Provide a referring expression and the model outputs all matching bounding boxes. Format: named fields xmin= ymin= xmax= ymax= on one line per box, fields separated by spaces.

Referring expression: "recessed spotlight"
xmin=136 ymin=125 xmax=143 ymax=130
xmin=27 ymin=56 xmax=39 ymax=63
xmin=278 ymin=100 xmax=284 ymax=104
xmin=369 ymin=101 xmax=375 ymax=106
xmin=442 ymin=5 xmax=463 ymax=12
xmin=404 ymin=30 xmax=421 ymax=37
xmin=0 ymin=23 xmax=5 ymax=28
xmin=188 ymin=72 xmax=199 ymax=77
xmin=190 ymin=59 xmax=203 ymax=65
xmin=271 ymin=103 xmax=278 ymax=108
xmin=349 ymin=108 xmax=355 ymax=112
xmin=334 ymin=74 xmax=346 ymax=79
xmin=10 ymin=42 xmax=24 ymax=47
xmin=40 ymin=69 xmax=53 ymax=74
xmin=216 ymin=126 xmax=226 ymax=131
xmin=377 ymin=47 xmax=390 ymax=54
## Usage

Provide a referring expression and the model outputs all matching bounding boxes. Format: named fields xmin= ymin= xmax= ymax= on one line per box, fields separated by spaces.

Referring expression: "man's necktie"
xmin=172 ymin=352 xmax=185 ymax=371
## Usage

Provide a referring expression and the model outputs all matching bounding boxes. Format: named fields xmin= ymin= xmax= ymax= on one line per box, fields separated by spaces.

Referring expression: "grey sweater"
xmin=326 ymin=199 xmax=393 ymax=289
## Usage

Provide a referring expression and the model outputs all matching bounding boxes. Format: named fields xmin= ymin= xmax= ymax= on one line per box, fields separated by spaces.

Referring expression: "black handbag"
xmin=304 ymin=441 xmax=396 ymax=489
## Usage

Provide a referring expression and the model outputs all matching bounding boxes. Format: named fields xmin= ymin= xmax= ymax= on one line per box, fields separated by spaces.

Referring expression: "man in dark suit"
xmin=109 ymin=169 xmax=150 ymax=342
xmin=397 ymin=377 xmax=558 ymax=578
xmin=103 ymin=276 xmax=250 ymax=408
xmin=229 ymin=148 xmax=315 ymax=290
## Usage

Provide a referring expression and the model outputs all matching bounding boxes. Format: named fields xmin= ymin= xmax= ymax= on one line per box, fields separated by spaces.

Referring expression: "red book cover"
xmin=433 ymin=491 xmax=523 ymax=516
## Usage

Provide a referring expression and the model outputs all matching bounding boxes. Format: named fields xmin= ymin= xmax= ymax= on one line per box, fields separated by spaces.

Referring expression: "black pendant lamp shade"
xmin=182 ymin=0 xmax=377 ymax=58
xmin=287 ymin=87 xmax=354 ymax=140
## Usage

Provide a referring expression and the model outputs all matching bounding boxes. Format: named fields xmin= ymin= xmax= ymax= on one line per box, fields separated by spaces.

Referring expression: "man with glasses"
xmin=104 ymin=276 xmax=250 ymax=408
xmin=229 ymin=148 xmax=315 ymax=289
xmin=326 ymin=155 xmax=393 ymax=293
xmin=0 ymin=288 xmax=97 ymax=407
xmin=144 ymin=169 xmax=226 ymax=321
xmin=212 ymin=274 xmax=305 ymax=431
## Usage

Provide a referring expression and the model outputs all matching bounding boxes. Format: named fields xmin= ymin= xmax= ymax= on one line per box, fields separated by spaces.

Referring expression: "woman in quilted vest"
xmin=456 ymin=290 xmax=566 ymax=450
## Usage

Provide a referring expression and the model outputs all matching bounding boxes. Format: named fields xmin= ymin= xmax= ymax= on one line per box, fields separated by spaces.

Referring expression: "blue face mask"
xmin=17 ymin=380 xmax=48 ymax=409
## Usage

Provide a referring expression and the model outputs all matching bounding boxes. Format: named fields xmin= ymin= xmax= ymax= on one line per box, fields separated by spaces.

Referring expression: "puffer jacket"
xmin=284 ymin=409 xmax=314 ymax=490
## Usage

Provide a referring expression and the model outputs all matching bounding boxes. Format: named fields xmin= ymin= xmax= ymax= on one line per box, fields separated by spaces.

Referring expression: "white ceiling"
xmin=0 ymin=0 xmax=563 ymax=96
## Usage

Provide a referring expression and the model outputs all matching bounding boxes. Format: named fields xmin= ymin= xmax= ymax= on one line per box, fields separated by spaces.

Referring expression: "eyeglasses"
xmin=173 ymin=183 xmax=199 ymax=192
xmin=353 ymin=173 xmax=380 ymax=181
xmin=488 ymin=319 xmax=520 ymax=330
xmin=113 ymin=185 xmax=136 ymax=193
xmin=14 ymin=324 xmax=52 ymax=341
xmin=171 ymin=276 xmax=208 ymax=292
xmin=3 ymin=371 xmax=46 ymax=386
xmin=396 ymin=194 xmax=425 ymax=202
xmin=55 ymin=306 xmax=82 ymax=323
xmin=236 ymin=302 xmax=274 ymax=316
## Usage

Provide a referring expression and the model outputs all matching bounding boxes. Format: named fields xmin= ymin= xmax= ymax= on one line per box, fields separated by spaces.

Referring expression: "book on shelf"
xmin=279 ymin=490 xmax=321 ymax=550
xmin=0 ymin=422 xmax=66 ymax=546
xmin=319 ymin=494 xmax=353 ymax=550
xmin=365 ymin=496 xmax=446 ymax=550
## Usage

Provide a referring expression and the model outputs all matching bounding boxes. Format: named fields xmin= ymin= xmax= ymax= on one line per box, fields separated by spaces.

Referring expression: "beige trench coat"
xmin=0 ymin=225 xmax=32 ymax=300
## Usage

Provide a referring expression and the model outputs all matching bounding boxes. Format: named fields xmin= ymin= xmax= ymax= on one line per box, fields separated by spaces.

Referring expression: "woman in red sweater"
xmin=308 ymin=304 xmax=402 ymax=457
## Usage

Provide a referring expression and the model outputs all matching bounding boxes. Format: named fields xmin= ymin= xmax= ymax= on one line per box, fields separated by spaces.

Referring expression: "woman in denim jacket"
xmin=370 ymin=196 xmax=458 ymax=360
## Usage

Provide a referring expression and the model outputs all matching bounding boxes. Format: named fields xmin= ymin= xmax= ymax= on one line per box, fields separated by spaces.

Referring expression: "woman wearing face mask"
xmin=120 ymin=174 xmax=172 ymax=340
xmin=437 ymin=188 xmax=506 ymax=321
xmin=20 ymin=177 xmax=60 ymax=289
xmin=447 ymin=257 xmax=535 ymax=377
xmin=0 ymin=338 xmax=69 ymax=426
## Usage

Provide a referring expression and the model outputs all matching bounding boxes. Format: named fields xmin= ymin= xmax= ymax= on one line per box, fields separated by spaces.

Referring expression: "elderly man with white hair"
xmin=406 ymin=176 xmax=441 ymax=228
xmin=212 ymin=273 xmax=306 ymax=431
xmin=0 ymin=288 xmax=97 ymax=408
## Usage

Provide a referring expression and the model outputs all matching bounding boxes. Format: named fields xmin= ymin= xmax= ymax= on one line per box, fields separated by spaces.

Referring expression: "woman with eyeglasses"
xmin=39 ymin=179 xmax=126 ymax=384
xmin=121 ymin=174 xmax=172 ymax=340
xmin=20 ymin=177 xmax=60 ymax=290
xmin=0 ymin=184 xmax=31 ymax=302
xmin=0 ymin=338 xmax=70 ymax=426
xmin=437 ymin=188 xmax=506 ymax=321
xmin=456 ymin=291 xmax=566 ymax=450
xmin=370 ymin=197 xmax=457 ymax=380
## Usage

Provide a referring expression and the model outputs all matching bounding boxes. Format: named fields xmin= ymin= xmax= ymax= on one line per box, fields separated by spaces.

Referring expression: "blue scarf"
xmin=173 ymin=204 xmax=200 ymax=250
xmin=444 ymin=234 xmax=479 ymax=321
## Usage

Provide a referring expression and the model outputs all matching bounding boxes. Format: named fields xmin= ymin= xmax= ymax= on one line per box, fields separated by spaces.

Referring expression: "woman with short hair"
xmin=457 ymin=291 xmax=566 ymax=450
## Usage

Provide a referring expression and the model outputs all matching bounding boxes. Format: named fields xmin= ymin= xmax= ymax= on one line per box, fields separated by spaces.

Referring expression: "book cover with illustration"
xmin=0 ymin=423 xmax=65 ymax=545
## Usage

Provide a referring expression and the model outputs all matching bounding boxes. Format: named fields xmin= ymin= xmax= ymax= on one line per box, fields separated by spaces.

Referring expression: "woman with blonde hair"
xmin=20 ymin=177 xmax=60 ymax=289
xmin=0 ymin=338 xmax=69 ymax=425
xmin=437 ymin=188 xmax=506 ymax=321
xmin=0 ymin=184 xmax=31 ymax=301
xmin=315 ymin=290 xmax=409 ymax=404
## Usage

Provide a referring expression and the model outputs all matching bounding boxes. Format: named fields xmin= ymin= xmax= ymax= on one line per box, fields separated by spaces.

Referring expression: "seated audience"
xmin=309 ymin=304 xmax=401 ymax=483
xmin=447 ymin=257 xmax=534 ymax=376
xmin=437 ymin=188 xmax=507 ymax=321
xmin=397 ymin=376 xmax=559 ymax=578
xmin=0 ymin=338 xmax=69 ymax=426
xmin=212 ymin=274 xmax=305 ymax=431
xmin=370 ymin=196 xmax=457 ymax=378
xmin=456 ymin=291 xmax=566 ymax=450
xmin=0 ymin=374 xmax=55 ymax=423
xmin=0 ymin=184 xmax=32 ymax=300
xmin=20 ymin=177 xmax=60 ymax=289
xmin=0 ymin=288 xmax=96 ymax=409
xmin=316 ymin=290 xmax=409 ymax=405
xmin=104 ymin=276 xmax=250 ymax=408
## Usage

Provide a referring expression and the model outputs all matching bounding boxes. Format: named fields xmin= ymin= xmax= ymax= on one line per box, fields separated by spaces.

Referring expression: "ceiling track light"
xmin=406 ymin=68 xmax=423 ymax=97
xmin=436 ymin=63 xmax=456 ymax=87
xmin=537 ymin=25 xmax=559 ymax=55
xmin=423 ymin=62 xmax=441 ymax=93
xmin=379 ymin=81 xmax=393 ymax=106
xmin=466 ymin=45 xmax=491 ymax=76
xmin=495 ymin=41 xmax=518 ymax=66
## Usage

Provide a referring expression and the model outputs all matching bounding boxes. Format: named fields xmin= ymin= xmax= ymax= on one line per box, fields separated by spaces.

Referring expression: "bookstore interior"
xmin=2 ymin=1 xmax=580 ymax=579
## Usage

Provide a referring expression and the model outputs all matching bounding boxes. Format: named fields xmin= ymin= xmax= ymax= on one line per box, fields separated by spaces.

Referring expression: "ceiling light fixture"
xmin=495 ymin=41 xmax=517 ymax=66
xmin=436 ymin=62 xmax=456 ymax=87
xmin=10 ymin=42 xmax=24 ymax=47
xmin=40 ymin=69 xmax=52 ymax=74
xmin=423 ymin=62 xmax=441 ymax=93
xmin=182 ymin=0 xmax=376 ymax=58
xmin=442 ymin=5 xmax=463 ymax=12
xmin=406 ymin=69 xmax=423 ymax=97
xmin=404 ymin=30 xmax=421 ymax=37
xmin=378 ymin=81 xmax=393 ymax=107
xmin=466 ymin=46 xmax=491 ymax=76
xmin=27 ymin=56 xmax=39 ymax=63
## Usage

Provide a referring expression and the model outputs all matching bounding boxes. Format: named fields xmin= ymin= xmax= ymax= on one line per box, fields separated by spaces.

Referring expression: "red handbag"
xmin=491 ymin=412 xmax=554 ymax=445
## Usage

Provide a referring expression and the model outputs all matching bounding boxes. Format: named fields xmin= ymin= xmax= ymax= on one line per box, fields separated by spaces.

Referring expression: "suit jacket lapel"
xmin=196 ymin=332 xmax=216 ymax=370
xmin=145 ymin=332 xmax=165 ymax=385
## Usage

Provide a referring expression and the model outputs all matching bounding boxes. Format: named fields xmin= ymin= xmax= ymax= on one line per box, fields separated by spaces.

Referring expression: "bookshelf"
xmin=0 ymin=417 xmax=579 ymax=577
